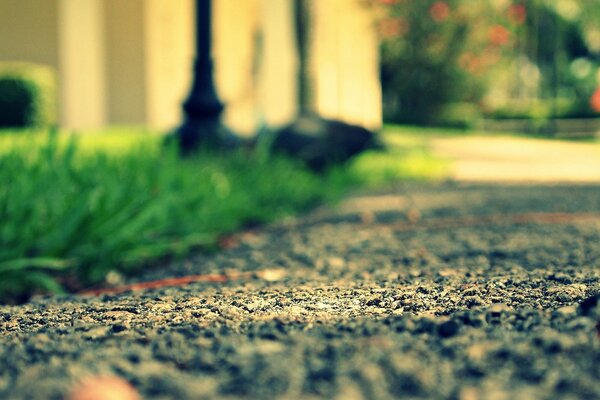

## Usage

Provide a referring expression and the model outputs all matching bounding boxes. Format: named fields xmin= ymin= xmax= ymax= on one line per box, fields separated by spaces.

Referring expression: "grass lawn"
xmin=0 ymin=126 xmax=446 ymax=303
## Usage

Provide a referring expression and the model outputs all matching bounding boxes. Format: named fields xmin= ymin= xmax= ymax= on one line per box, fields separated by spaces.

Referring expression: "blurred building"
xmin=0 ymin=0 xmax=381 ymax=133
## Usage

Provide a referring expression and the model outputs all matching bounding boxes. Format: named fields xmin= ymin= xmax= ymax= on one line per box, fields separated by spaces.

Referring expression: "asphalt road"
xmin=1 ymin=183 xmax=599 ymax=400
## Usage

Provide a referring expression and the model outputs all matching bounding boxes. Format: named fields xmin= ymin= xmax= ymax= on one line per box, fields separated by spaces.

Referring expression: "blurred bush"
xmin=370 ymin=0 xmax=600 ymax=128
xmin=374 ymin=0 xmax=507 ymax=126
xmin=0 ymin=62 xmax=57 ymax=129
xmin=487 ymin=98 xmax=598 ymax=121
xmin=437 ymin=102 xmax=482 ymax=129
xmin=0 ymin=127 xmax=444 ymax=303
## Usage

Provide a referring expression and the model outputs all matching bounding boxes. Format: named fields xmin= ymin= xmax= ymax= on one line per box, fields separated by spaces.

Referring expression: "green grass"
xmin=349 ymin=127 xmax=449 ymax=185
xmin=0 ymin=127 xmax=445 ymax=303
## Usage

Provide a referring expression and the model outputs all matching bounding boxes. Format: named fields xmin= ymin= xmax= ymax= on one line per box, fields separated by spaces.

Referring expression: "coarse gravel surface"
xmin=1 ymin=183 xmax=600 ymax=400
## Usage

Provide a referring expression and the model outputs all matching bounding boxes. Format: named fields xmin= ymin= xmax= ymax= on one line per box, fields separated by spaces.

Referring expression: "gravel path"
xmin=1 ymin=183 xmax=599 ymax=400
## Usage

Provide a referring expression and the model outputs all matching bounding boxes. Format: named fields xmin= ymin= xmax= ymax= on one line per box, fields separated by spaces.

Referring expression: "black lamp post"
xmin=177 ymin=0 xmax=236 ymax=153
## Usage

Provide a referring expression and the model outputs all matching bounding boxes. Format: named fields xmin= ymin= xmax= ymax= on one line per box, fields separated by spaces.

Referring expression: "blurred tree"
xmin=370 ymin=0 xmax=600 ymax=126
xmin=373 ymin=0 xmax=511 ymax=125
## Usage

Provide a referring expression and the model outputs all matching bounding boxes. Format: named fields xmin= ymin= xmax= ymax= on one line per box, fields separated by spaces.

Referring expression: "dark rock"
xmin=269 ymin=115 xmax=381 ymax=171
xmin=485 ymin=304 xmax=510 ymax=325
xmin=456 ymin=311 xmax=485 ymax=328
xmin=578 ymin=294 xmax=599 ymax=317
xmin=437 ymin=319 xmax=460 ymax=338
xmin=547 ymin=273 xmax=573 ymax=284
xmin=111 ymin=324 xmax=127 ymax=333
xmin=384 ymin=316 xmax=415 ymax=333
xmin=414 ymin=317 xmax=437 ymax=335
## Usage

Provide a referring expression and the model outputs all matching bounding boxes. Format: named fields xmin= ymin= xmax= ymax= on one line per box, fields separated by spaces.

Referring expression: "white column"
xmin=58 ymin=0 xmax=106 ymax=129
xmin=313 ymin=0 xmax=382 ymax=130
xmin=257 ymin=0 xmax=299 ymax=128
xmin=144 ymin=0 xmax=195 ymax=130
xmin=213 ymin=0 xmax=261 ymax=135
xmin=104 ymin=0 xmax=146 ymax=125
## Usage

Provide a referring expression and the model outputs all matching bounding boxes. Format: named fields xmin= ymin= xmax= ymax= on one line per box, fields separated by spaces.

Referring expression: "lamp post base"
xmin=174 ymin=118 xmax=242 ymax=155
xmin=173 ymin=0 xmax=243 ymax=155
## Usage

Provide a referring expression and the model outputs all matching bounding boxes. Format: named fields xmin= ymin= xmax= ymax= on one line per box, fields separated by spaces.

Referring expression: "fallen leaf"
xmin=69 ymin=376 xmax=141 ymax=400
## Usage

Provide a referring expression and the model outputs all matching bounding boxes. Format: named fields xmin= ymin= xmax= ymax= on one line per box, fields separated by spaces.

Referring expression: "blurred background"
xmin=0 ymin=0 xmax=599 ymax=135
xmin=376 ymin=0 xmax=600 ymax=135
xmin=0 ymin=0 xmax=381 ymax=135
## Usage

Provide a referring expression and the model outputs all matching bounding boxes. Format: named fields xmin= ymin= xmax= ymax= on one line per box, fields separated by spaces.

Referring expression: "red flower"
xmin=429 ymin=2 xmax=450 ymax=22
xmin=488 ymin=25 xmax=511 ymax=46
xmin=591 ymin=88 xmax=600 ymax=113
xmin=379 ymin=18 xmax=410 ymax=38
xmin=459 ymin=53 xmax=483 ymax=74
xmin=481 ymin=46 xmax=501 ymax=67
xmin=508 ymin=4 xmax=527 ymax=25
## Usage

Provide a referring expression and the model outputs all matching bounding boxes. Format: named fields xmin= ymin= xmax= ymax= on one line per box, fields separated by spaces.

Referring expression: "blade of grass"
xmin=0 ymin=257 xmax=73 ymax=273
xmin=21 ymin=271 xmax=66 ymax=295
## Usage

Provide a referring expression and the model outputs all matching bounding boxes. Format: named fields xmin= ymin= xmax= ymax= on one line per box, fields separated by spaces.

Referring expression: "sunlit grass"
xmin=0 ymin=126 xmax=160 ymax=155
xmin=348 ymin=145 xmax=448 ymax=186
xmin=347 ymin=126 xmax=450 ymax=185
xmin=0 ymin=126 xmax=446 ymax=303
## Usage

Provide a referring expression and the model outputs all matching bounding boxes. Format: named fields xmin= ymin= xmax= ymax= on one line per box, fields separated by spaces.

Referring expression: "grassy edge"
xmin=0 ymin=127 xmax=447 ymax=303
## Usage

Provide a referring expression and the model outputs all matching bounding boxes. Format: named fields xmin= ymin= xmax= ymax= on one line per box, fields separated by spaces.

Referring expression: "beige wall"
xmin=257 ymin=0 xmax=299 ymax=128
xmin=104 ymin=0 xmax=195 ymax=129
xmin=213 ymin=0 xmax=262 ymax=135
xmin=0 ymin=0 xmax=381 ymax=132
xmin=213 ymin=0 xmax=382 ymax=132
xmin=144 ymin=0 xmax=194 ymax=130
xmin=0 ymin=0 xmax=60 ymax=122
xmin=213 ymin=0 xmax=381 ymax=132
xmin=59 ymin=0 xmax=106 ymax=129
xmin=104 ymin=0 xmax=147 ymax=126
xmin=0 ymin=0 xmax=59 ymax=68
xmin=0 ymin=0 xmax=193 ymax=130
xmin=312 ymin=0 xmax=382 ymax=130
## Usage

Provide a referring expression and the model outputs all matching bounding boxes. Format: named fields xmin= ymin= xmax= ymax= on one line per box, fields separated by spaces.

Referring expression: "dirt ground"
xmin=1 ymin=182 xmax=599 ymax=400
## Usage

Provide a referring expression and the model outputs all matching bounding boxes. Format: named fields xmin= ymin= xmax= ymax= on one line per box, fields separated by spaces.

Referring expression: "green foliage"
xmin=0 ymin=63 xmax=57 ymax=129
xmin=517 ymin=1 xmax=599 ymax=117
xmin=373 ymin=0 xmax=600 ymax=127
xmin=337 ymin=126 xmax=449 ymax=186
xmin=376 ymin=1 xmax=504 ymax=125
xmin=0 ymin=130 xmax=320 ymax=301
xmin=0 ymin=128 xmax=444 ymax=303
xmin=487 ymin=98 xmax=597 ymax=121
